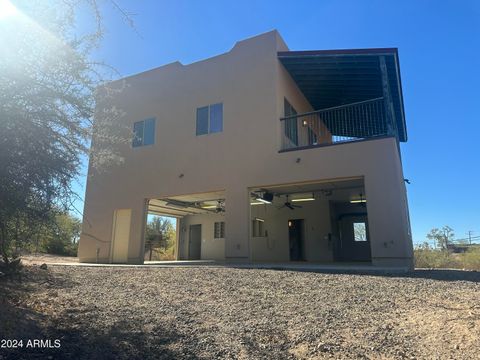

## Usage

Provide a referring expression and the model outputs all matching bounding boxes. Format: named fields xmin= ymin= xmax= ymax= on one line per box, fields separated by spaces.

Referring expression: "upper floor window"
xmin=196 ymin=103 xmax=223 ymax=136
xmin=284 ymin=98 xmax=297 ymax=117
xmin=133 ymin=118 xmax=156 ymax=147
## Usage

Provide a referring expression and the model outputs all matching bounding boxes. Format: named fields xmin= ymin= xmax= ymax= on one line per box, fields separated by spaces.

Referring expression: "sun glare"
xmin=0 ymin=0 xmax=18 ymax=19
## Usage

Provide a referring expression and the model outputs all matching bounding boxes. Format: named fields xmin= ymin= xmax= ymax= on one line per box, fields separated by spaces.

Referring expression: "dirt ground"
xmin=1 ymin=262 xmax=479 ymax=359
xmin=19 ymin=254 xmax=79 ymax=265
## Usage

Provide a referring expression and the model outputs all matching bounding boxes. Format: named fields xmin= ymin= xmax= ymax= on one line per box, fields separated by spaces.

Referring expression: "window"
xmin=284 ymin=98 xmax=298 ymax=146
xmin=196 ymin=106 xmax=209 ymax=135
xmin=214 ymin=221 xmax=225 ymax=239
xmin=252 ymin=219 xmax=265 ymax=237
xmin=143 ymin=118 xmax=155 ymax=145
xmin=133 ymin=121 xmax=144 ymax=147
xmin=133 ymin=118 xmax=156 ymax=147
xmin=209 ymin=103 xmax=223 ymax=133
xmin=353 ymin=222 xmax=367 ymax=242
xmin=196 ymin=103 xmax=223 ymax=135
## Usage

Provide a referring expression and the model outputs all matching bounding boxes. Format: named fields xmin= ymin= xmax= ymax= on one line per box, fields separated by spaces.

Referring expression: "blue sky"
xmin=73 ymin=0 xmax=479 ymax=244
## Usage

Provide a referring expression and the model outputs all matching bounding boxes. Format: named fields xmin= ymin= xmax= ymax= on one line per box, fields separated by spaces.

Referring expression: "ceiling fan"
xmin=278 ymin=195 xmax=302 ymax=210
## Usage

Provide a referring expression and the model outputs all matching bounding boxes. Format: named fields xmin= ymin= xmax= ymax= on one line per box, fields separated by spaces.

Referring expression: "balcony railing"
xmin=280 ymin=97 xmax=394 ymax=151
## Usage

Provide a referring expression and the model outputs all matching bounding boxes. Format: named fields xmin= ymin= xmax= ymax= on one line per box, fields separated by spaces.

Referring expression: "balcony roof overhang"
xmin=278 ymin=48 xmax=407 ymax=142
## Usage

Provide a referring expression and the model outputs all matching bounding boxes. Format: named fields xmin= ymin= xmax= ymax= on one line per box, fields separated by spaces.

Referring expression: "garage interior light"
xmin=350 ymin=192 xmax=366 ymax=204
xmin=291 ymin=194 xmax=315 ymax=202
xmin=350 ymin=199 xmax=367 ymax=204
xmin=256 ymin=198 xmax=271 ymax=204
xmin=251 ymin=191 xmax=273 ymax=204
xmin=201 ymin=204 xmax=217 ymax=209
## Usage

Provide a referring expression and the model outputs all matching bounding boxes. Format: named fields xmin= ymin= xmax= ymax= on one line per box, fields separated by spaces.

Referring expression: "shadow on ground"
xmin=1 ymin=322 xmax=199 ymax=360
xmin=0 ymin=269 xmax=200 ymax=360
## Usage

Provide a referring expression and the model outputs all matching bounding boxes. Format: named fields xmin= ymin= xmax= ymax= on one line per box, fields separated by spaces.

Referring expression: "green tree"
xmin=41 ymin=212 xmax=82 ymax=256
xmin=0 ymin=1 xmax=130 ymax=263
xmin=426 ymin=226 xmax=455 ymax=250
xmin=145 ymin=217 xmax=176 ymax=260
xmin=1 ymin=209 xmax=81 ymax=257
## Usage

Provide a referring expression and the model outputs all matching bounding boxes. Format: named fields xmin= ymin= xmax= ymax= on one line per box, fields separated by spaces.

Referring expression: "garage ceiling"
xmin=148 ymin=190 xmax=225 ymax=217
xmin=252 ymin=178 xmax=365 ymax=203
xmin=260 ymin=178 xmax=362 ymax=194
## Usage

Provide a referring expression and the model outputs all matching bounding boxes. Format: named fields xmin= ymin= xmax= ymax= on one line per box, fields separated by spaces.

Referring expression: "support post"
xmin=224 ymin=187 xmax=251 ymax=262
xmin=379 ymin=56 xmax=397 ymax=138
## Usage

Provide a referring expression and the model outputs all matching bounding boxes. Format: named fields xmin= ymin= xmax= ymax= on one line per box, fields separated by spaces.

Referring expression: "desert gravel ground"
xmin=1 ymin=264 xmax=479 ymax=360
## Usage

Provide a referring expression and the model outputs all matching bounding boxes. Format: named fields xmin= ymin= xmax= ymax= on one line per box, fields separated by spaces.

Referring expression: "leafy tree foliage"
xmin=426 ymin=226 xmax=455 ymax=250
xmin=145 ymin=217 xmax=176 ymax=261
xmin=0 ymin=1 xmax=127 ymax=263
xmin=5 ymin=210 xmax=81 ymax=257
xmin=41 ymin=212 xmax=82 ymax=256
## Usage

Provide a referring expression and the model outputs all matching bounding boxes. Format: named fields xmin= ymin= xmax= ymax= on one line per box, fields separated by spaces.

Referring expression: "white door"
xmin=112 ymin=209 xmax=131 ymax=263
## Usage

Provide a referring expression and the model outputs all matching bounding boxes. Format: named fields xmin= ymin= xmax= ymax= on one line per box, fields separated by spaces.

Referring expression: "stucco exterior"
xmin=78 ymin=30 xmax=414 ymax=268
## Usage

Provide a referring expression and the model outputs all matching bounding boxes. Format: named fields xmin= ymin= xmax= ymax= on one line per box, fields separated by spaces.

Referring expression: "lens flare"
xmin=0 ymin=0 xmax=18 ymax=19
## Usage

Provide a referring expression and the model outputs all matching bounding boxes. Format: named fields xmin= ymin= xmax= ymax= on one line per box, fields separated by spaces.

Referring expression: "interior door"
xmin=189 ymin=224 xmax=202 ymax=260
xmin=338 ymin=214 xmax=371 ymax=262
xmin=112 ymin=209 xmax=131 ymax=263
xmin=288 ymin=219 xmax=304 ymax=261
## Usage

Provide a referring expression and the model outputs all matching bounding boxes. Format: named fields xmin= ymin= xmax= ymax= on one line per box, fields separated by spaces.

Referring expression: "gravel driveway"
xmin=1 ymin=265 xmax=479 ymax=359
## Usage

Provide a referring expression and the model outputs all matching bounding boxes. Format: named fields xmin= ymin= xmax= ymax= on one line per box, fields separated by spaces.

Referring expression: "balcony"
xmin=280 ymin=97 xmax=394 ymax=151
xmin=278 ymin=48 xmax=407 ymax=152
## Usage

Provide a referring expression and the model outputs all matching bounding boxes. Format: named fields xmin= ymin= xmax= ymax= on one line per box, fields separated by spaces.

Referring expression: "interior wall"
xmin=250 ymin=197 xmax=333 ymax=262
xmin=276 ymin=58 xmax=332 ymax=147
xmin=179 ymin=212 xmax=226 ymax=260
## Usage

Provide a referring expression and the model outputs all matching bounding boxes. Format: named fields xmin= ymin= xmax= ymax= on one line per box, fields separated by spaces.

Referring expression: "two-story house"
xmin=78 ymin=30 xmax=413 ymax=269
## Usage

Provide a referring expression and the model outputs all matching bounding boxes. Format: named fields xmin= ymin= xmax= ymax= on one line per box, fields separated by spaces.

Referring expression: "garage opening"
xmin=249 ymin=178 xmax=371 ymax=263
xmin=146 ymin=190 xmax=226 ymax=261
xmin=144 ymin=214 xmax=177 ymax=261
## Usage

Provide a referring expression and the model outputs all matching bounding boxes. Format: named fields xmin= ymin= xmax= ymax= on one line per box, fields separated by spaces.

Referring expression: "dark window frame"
xmin=214 ymin=221 xmax=225 ymax=239
xmin=196 ymin=103 xmax=223 ymax=136
xmin=133 ymin=118 xmax=156 ymax=147
xmin=196 ymin=106 xmax=209 ymax=136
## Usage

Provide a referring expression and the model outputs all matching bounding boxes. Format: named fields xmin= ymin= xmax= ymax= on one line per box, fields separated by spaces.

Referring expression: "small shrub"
xmin=461 ymin=247 xmax=480 ymax=270
xmin=414 ymin=248 xmax=457 ymax=268
xmin=414 ymin=244 xmax=480 ymax=270
xmin=40 ymin=213 xmax=81 ymax=256
xmin=0 ymin=257 xmax=22 ymax=277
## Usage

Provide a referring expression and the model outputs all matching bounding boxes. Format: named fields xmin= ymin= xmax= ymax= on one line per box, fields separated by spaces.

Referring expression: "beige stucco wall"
xmin=78 ymin=30 xmax=413 ymax=268
xmin=178 ymin=213 xmax=226 ymax=261
xmin=250 ymin=198 xmax=333 ymax=262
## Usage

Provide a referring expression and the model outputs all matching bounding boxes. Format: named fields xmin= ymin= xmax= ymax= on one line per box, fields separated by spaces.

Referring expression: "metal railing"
xmin=280 ymin=97 xmax=392 ymax=151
